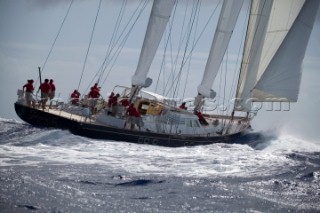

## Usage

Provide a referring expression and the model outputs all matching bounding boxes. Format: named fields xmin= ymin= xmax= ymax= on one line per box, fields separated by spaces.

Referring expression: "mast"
xmin=234 ymin=0 xmax=274 ymax=112
xmin=193 ymin=0 xmax=244 ymax=112
xmin=130 ymin=0 xmax=176 ymax=101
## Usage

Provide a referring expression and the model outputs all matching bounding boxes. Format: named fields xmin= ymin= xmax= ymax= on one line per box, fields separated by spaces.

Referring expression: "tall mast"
xmin=194 ymin=0 xmax=244 ymax=112
xmin=130 ymin=0 xmax=176 ymax=101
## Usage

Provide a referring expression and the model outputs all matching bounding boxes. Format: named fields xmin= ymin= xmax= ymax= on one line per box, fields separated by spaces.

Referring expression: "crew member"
xmin=126 ymin=103 xmax=143 ymax=130
xmin=88 ymin=83 xmax=100 ymax=114
xmin=39 ymin=79 xmax=51 ymax=110
xmin=109 ymin=93 xmax=120 ymax=116
xmin=107 ymin=92 xmax=115 ymax=108
xmin=48 ymin=79 xmax=56 ymax=109
xmin=195 ymin=111 xmax=208 ymax=125
xmin=179 ymin=102 xmax=187 ymax=110
xmin=22 ymin=79 xmax=35 ymax=108
xmin=70 ymin=90 xmax=81 ymax=105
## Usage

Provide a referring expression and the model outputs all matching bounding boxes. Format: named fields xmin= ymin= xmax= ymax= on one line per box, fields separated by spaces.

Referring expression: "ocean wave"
xmin=0 ymin=117 xmax=91 ymax=146
xmin=1 ymin=117 xmax=319 ymax=179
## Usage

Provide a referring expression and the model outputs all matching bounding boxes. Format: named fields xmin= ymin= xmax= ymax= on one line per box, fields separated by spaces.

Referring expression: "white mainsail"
xmin=131 ymin=0 xmax=176 ymax=88
xmin=194 ymin=0 xmax=244 ymax=110
xmin=235 ymin=0 xmax=318 ymax=111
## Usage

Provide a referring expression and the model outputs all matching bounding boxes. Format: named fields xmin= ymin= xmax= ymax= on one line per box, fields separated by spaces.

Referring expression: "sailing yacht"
xmin=14 ymin=0 xmax=319 ymax=147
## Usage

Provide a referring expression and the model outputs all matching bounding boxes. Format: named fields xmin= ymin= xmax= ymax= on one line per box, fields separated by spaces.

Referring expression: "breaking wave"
xmin=0 ymin=117 xmax=319 ymax=179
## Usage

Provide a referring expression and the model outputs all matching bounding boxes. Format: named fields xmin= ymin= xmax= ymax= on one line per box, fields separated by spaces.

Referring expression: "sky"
xmin=0 ymin=0 xmax=319 ymax=143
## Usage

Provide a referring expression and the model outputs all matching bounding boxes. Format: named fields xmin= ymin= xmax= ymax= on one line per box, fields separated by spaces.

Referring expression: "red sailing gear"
xmin=23 ymin=82 xmax=34 ymax=93
xmin=40 ymin=82 xmax=51 ymax=93
xmin=49 ymin=80 xmax=55 ymax=92
xmin=71 ymin=90 xmax=80 ymax=104
xmin=127 ymin=104 xmax=141 ymax=117
xmin=88 ymin=86 xmax=100 ymax=98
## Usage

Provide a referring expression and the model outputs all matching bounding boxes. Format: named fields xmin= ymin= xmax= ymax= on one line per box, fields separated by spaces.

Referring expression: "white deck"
xmin=43 ymin=107 xmax=94 ymax=124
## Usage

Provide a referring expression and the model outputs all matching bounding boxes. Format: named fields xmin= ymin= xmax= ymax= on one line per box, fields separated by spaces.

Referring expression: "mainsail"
xmin=235 ymin=0 xmax=319 ymax=111
xmin=131 ymin=0 xmax=176 ymax=88
xmin=194 ymin=0 xmax=244 ymax=110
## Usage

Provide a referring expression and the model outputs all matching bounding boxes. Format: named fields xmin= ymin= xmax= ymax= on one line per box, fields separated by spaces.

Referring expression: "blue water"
xmin=0 ymin=117 xmax=319 ymax=212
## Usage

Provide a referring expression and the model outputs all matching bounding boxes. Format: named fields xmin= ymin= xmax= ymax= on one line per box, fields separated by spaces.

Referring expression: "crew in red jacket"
xmin=22 ymin=79 xmax=35 ymax=108
xmin=179 ymin=102 xmax=187 ymax=110
xmin=39 ymin=79 xmax=51 ymax=110
xmin=88 ymin=83 xmax=100 ymax=114
xmin=70 ymin=90 xmax=81 ymax=105
xmin=48 ymin=79 xmax=56 ymax=109
xmin=126 ymin=103 xmax=143 ymax=130
xmin=196 ymin=111 xmax=208 ymax=126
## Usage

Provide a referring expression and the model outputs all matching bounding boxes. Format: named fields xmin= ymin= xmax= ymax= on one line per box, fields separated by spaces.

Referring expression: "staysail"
xmin=235 ymin=0 xmax=319 ymax=111
xmin=194 ymin=0 xmax=244 ymax=110
xmin=131 ymin=0 xmax=176 ymax=88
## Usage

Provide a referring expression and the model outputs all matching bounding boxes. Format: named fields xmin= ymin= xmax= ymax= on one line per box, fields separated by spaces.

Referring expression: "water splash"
xmin=0 ymin=117 xmax=319 ymax=179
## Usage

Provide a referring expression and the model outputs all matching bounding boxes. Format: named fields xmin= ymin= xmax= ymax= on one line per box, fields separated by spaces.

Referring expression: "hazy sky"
xmin=0 ymin=0 xmax=319 ymax=142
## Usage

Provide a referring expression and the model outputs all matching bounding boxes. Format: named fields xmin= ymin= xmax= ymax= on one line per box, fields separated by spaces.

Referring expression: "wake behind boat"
xmin=14 ymin=0 xmax=319 ymax=147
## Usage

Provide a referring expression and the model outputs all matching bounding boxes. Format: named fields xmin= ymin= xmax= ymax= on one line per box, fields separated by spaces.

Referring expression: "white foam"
xmin=1 ymin=119 xmax=319 ymax=178
xmin=263 ymin=134 xmax=320 ymax=152
xmin=0 ymin=138 xmax=297 ymax=178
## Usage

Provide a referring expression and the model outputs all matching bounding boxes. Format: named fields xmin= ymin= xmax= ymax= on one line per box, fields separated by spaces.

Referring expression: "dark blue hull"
xmin=14 ymin=102 xmax=263 ymax=147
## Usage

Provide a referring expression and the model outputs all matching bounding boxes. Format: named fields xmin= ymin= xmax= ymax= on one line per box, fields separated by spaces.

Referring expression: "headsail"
xmin=252 ymin=0 xmax=319 ymax=102
xmin=194 ymin=0 xmax=244 ymax=111
xmin=235 ymin=0 xmax=318 ymax=111
xmin=131 ymin=0 xmax=176 ymax=88
xmin=234 ymin=0 xmax=274 ymax=111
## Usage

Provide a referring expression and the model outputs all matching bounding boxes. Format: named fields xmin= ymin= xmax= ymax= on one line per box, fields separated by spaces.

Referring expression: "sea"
xmin=0 ymin=117 xmax=319 ymax=213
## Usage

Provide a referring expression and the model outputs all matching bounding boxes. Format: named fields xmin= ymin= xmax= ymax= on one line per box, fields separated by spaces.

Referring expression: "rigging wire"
xmin=169 ymin=0 xmax=195 ymax=98
xmin=97 ymin=0 xmax=128 ymax=82
xmin=100 ymin=0 xmax=149 ymax=88
xmin=166 ymin=0 xmax=201 ymax=100
xmin=36 ymin=0 xmax=74 ymax=86
xmin=98 ymin=0 xmax=132 ymax=79
xmin=167 ymin=0 xmax=200 ymax=98
xmin=86 ymin=0 xmax=148 ymax=91
xmin=162 ymin=0 xmax=189 ymax=97
xmin=180 ymin=0 xmax=222 ymax=69
xmin=221 ymin=49 xmax=229 ymax=127
xmin=154 ymin=2 xmax=178 ymax=94
xmin=77 ymin=0 xmax=103 ymax=91
xmin=182 ymin=0 xmax=201 ymax=100
xmin=234 ymin=0 xmax=269 ymax=112
xmin=160 ymin=0 xmax=222 ymax=98
xmin=83 ymin=0 xmax=131 ymax=93
xmin=228 ymin=1 xmax=251 ymax=109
